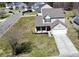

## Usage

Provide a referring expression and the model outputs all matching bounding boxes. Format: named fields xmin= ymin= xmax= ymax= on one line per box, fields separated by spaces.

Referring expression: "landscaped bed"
xmin=0 ymin=16 xmax=59 ymax=56
xmin=0 ymin=9 xmax=11 ymax=20
xmin=65 ymin=11 xmax=79 ymax=51
xmin=0 ymin=13 xmax=10 ymax=19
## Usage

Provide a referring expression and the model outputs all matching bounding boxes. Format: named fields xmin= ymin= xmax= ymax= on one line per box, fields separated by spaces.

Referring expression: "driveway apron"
xmin=53 ymin=33 xmax=79 ymax=56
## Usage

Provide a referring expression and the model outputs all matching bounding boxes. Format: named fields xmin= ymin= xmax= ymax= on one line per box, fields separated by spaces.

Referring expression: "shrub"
xmin=9 ymin=11 xmax=13 ymax=13
xmin=11 ymin=41 xmax=33 ymax=55
xmin=21 ymin=41 xmax=33 ymax=53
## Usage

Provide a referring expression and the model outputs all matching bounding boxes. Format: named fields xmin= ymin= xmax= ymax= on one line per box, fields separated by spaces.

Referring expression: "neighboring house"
xmin=32 ymin=2 xmax=45 ymax=13
xmin=5 ymin=2 xmax=27 ymax=10
xmin=35 ymin=4 xmax=67 ymax=36
xmin=5 ymin=2 xmax=46 ymax=12
xmin=5 ymin=2 xmax=44 ymax=12
xmin=73 ymin=16 xmax=79 ymax=29
xmin=37 ymin=4 xmax=53 ymax=16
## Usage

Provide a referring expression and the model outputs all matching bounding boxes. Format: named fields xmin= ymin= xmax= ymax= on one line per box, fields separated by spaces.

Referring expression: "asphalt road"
xmin=0 ymin=12 xmax=22 ymax=38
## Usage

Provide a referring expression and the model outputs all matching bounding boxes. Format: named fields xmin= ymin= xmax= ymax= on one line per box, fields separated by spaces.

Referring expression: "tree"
xmin=23 ymin=2 xmax=35 ymax=9
xmin=76 ymin=29 xmax=79 ymax=39
xmin=0 ymin=10 xmax=6 ymax=16
xmin=0 ymin=2 xmax=5 ymax=8
xmin=6 ymin=27 xmax=33 ymax=56
xmin=0 ymin=10 xmax=7 ymax=19
xmin=47 ymin=2 xmax=53 ymax=7
xmin=7 ymin=29 xmax=21 ymax=55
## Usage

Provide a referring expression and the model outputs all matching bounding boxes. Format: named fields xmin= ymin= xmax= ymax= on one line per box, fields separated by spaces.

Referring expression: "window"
xmin=36 ymin=27 xmax=40 ymax=31
xmin=47 ymin=26 xmax=51 ymax=31
xmin=42 ymin=27 xmax=45 ymax=30
xmin=44 ymin=15 xmax=51 ymax=22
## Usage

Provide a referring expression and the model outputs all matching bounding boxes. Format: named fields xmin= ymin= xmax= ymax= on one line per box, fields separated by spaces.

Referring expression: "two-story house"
xmin=35 ymin=4 xmax=67 ymax=36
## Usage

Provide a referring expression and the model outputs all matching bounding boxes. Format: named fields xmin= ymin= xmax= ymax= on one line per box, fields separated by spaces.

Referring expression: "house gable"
xmin=45 ymin=15 xmax=51 ymax=19
xmin=43 ymin=15 xmax=51 ymax=22
xmin=41 ymin=4 xmax=52 ymax=9
xmin=53 ymin=23 xmax=66 ymax=30
xmin=51 ymin=20 xmax=67 ymax=30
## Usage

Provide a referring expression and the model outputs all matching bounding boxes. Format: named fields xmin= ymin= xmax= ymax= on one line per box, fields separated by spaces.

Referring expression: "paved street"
xmin=0 ymin=12 xmax=22 ymax=38
xmin=53 ymin=34 xmax=79 ymax=56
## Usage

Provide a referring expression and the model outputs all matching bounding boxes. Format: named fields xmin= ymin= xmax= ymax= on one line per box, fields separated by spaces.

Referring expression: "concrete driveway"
xmin=53 ymin=33 xmax=79 ymax=56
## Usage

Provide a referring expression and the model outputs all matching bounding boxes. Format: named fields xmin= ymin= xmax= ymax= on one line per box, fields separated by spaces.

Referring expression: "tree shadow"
xmin=15 ymin=41 xmax=33 ymax=55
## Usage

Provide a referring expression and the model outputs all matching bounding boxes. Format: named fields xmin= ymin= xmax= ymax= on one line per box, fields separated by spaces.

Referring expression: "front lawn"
xmin=24 ymin=12 xmax=37 ymax=16
xmin=65 ymin=11 xmax=79 ymax=51
xmin=0 ymin=16 xmax=59 ymax=56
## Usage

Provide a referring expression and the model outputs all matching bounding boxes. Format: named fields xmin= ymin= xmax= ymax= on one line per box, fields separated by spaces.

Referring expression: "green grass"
xmin=0 ymin=3 xmax=5 ymax=8
xmin=24 ymin=12 xmax=37 ymax=16
xmin=0 ymin=16 xmax=59 ymax=57
xmin=0 ymin=13 xmax=10 ymax=19
xmin=65 ymin=11 xmax=79 ymax=51
xmin=65 ymin=11 xmax=75 ymax=17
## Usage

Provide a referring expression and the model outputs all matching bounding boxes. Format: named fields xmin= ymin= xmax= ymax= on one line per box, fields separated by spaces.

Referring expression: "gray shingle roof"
xmin=35 ymin=16 xmax=67 ymax=28
xmin=73 ymin=16 xmax=79 ymax=25
xmin=42 ymin=8 xmax=64 ymax=18
xmin=35 ymin=16 xmax=51 ymax=26
xmin=50 ymin=20 xmax=67 ymax=28
xmin=35 ymin=16 xmax=43 ymax=26
xmin=35 ymin=8 xmax=65 ymax=28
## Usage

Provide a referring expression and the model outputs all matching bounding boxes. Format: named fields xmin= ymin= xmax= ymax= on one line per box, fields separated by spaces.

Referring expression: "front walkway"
xmin=53 ymin=33 xmax=79 ymax=56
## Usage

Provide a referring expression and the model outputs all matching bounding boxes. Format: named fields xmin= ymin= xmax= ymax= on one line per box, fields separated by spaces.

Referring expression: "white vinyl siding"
xmin=44 ymin=15 xmax=51 ymax=22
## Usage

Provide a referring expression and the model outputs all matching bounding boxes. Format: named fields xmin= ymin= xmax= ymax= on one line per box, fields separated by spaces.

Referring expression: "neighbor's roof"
xmin=73 ymin=16 xmax=79 ymax=25
xmin=41 ymin=4 xmax=52 ymax=9
xmin=32 ymin=2 xmax=45 ymax=13
xmin=42 ymin=8 xmax=64 ymax=18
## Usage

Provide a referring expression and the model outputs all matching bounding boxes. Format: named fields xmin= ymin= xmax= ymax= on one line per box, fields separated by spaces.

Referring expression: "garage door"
xmin=51 ymin=29 xmax=67 ymax=34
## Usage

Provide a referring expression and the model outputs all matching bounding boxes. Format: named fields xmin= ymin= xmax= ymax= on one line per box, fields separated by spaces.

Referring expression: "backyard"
xmin=0 ymin=16 xmax=59 ymax=56
xmin=65 ymin=11 xmax=79 ymax=51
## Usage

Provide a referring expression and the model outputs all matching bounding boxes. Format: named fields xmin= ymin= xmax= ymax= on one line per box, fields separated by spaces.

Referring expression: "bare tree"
xmin=6 ymin=27 xmax=33 ymax=56
xmin=6 ymin=28 xmax=22 ymax=55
